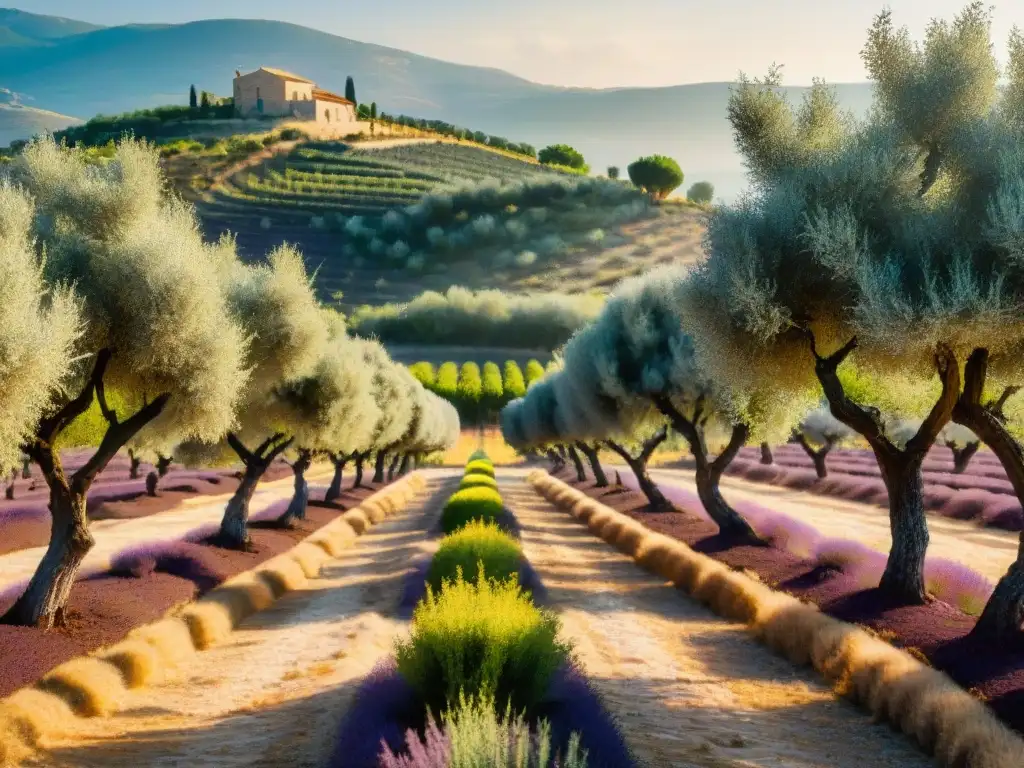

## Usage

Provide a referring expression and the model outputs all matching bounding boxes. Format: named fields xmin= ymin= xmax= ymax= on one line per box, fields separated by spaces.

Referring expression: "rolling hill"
xmin=0 ymin=102 xmax=79 ymax=147
xmin=0 ymin=9 xmax=877 ymax=201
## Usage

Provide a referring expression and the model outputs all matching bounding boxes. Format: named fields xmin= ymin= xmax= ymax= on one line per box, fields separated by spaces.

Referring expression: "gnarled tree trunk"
xmin=387 ymin=453 xmax=402 ymax=482
xmin=953 ymin=351 xmax=1024 ymax=640
xmin=146 ymin=471 xmax=158 ymax=497
xmin=1 ymin=349 xmax=170 ymax=629
xmin=809 ymin=335 xmax=960 ymax=605
xmin=545 ymin=448 xmax=564 ymax=473
xmin=759 ymin=442 xmax=773 ymax=465
xmin=325 ymin=453 xmax=349 ymax=503
xmin=566 ymin=445 xmax=587 ymax=483
xmin=353 ymin=453 xmax=366 ymax=488
xmin=21 ymin=456 xmax=31 ymax=479
xmin=156 ymin=454 xmax=173 ymax=477
xmin=605 ymin=427 xmax=673 ymax=512
xmin=575 ymin=442 xmax=608 ymax=487
xmin=276 ymin=449 xmax=313 ymax=527
xmin=128 ymin=449 xmax=142 ymax=480
xmin=217 ymin=432 xmax=294 ymax=550
xmin=794 ymin=433 xmax=834 ymax=479
xmin=373 ymin=451 xmax=388 ymax=484
xmin=950 ymin=442 xmax=980 ymax=474
xmin=398 ymin=453 xmax=412 ymax=477
xmin=652 ymin=395 xmax=759 ymax=541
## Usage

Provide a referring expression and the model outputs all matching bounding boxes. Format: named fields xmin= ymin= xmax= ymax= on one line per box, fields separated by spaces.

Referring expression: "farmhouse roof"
xmin=313 ymin=88 xmax=355 ymax=106
xmin=255 ymin=66 xmax=316 ymax=84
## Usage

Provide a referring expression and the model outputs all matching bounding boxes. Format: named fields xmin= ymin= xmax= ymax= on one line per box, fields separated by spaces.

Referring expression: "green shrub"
xmin=441 ymin=486 xmax=503 ymax=533
xmin=468 ymin=448 xmax=490 ymax=462
xmin=686 ymin=180 xmax=714 ymax=203
xmin=395 ymin=574 xmax=572 ymax=716
xmin=460 ymin=473 xmax=498 ymax=491
xmin=464 ymin=459 xmax=495 ymax=477
xmin=627 ymin=155 xmax=684 ymax=200
xmin=539 ymin=144 xmax=587 ymax=170
xmin=279 ymin=127 xmax=304 ymax=141
xmin=427 ymin=520 xmax=521 ymax=592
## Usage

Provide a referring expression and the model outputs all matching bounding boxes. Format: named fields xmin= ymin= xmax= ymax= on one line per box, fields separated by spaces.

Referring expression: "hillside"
xmin=168 ymin=135 xmax=703 ymax=309
xmin=0 ymin=8 xmax=103 ymax=45
xmin=0 ymin=102 xmax=80 ymax=147
xmin=0 ymin=9 xmax=877 ymax=201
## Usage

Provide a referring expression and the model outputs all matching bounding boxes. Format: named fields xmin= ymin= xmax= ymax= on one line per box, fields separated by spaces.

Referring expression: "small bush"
xmin=279 ymin=127 xmax=303 ymax=140
xmin=441 ymin=486 xmax=504 ymax=534
xmin=460 ymin=473 xmax=499 ymax=491
xmin=469 ymin=449 xmax=490 ymax=462
xmin=427 ymin=520 xmax=522 ymax=592
xmin=627 ymin=155 xmax=684 ymax=200
xmin=394 ymin=574 xmax=572 ymax=716
xmin=686 ymin=181 xmax=714 ymax=203
xmin=380 ymin=693 xmax=588 ymax=768
xmin=539 ymin=144 xmax=587 ymax=170
xmin=514 ymin=250 xmax=538 ymax=268
xmin=464 ymin=460 xmax=495 ymax=478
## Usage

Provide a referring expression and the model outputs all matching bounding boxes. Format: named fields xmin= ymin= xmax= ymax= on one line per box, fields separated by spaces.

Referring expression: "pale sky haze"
xmin=17 ymin=0 xmax=1024 ymax=88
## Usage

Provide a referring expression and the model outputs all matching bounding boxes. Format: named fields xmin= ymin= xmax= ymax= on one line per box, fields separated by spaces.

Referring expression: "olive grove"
xmin=681 ymin=2 xmax=1024 ymax=636
xmin=1 ymin=137 xmax=249 ymax=628
xmin=0 ymin=137 xmax=459 ymax=628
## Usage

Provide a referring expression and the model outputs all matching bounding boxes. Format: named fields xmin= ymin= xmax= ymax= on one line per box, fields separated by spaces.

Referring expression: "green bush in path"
xmin=459 ymin=473 xmax=498 ymax=490
xmin=427 ymin=520 xmax=522 ymax=592
xmin=394 ymin=574 xmax=571 ymax=716
xmin=441 ymin=485 xmax=503 ymax=534
xmin=464 ymin=459 xmax=495 ymax=478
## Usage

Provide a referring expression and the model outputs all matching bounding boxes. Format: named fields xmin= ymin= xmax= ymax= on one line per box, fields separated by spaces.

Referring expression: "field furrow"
xmin=502 ymin=470 xmax=931 ymax=768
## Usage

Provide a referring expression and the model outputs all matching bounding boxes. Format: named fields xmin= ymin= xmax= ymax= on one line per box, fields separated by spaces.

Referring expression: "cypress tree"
xmin=189 ymin=84 xmax=198 ymax=110
xmin=345 ymin=76 xmax=356 ymax=104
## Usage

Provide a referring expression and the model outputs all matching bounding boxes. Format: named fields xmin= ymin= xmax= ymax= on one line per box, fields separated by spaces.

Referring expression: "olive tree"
xmin=268 ymin=332 xmax=377 ymax=526
xmin=192 ymin=242 xmax=327 ymax=550
xmin=354 ymin=339 xmax=414 ymax=486
xmin=682 ymin=5 xmax=1024 ymax=620
xmin=577 ymin=266 xmax=804 ymax=539
xmin=2 ymin=138 xmax=248 ymax=628
xmin=515 ymin=376 xmax=587 ymax=482
xmin=793 ymin=407 xmax=856 ymax=478
xmin=890 ymin=419 xmax=981 ymax=474
xmin=627 ymin=155 xmax=684 ymax=200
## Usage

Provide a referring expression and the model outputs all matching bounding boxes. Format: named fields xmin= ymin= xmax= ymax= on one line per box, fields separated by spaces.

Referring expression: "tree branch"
xmin=94 ymin=363 xmax=119 ymax=427
xmin=33 ymin=348 xmax=114 ymax=449
xmin=639 ymin=425 xmax=668 ymax=463
xmin=265 ymin=436 xmax=294 ymax=465
xmin=651 ymin=393 xmax=705 ymax=467
xmin=226 ymin=432 xmax=255 ymax=465
xmin=603 ymin=440 xmax=633 ymax=464
xmin=72 ymin=393 xmax=171 ymax=495
xmin=905 ymin=343 xmax=959 ymax=456
xmin=711 ymin=423 xmax=749 ymax=475
xmin=988 ymin=385 xmax=1021 ymax=423
xmin=254 ymin=433 xmax=286 ymax=459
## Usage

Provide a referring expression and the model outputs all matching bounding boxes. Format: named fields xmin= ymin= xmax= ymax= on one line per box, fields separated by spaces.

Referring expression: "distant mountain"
xmin=0 ymin=9 xmax=876 ymax=201
xmin=0 ymin=8 xmax=103 ymax=46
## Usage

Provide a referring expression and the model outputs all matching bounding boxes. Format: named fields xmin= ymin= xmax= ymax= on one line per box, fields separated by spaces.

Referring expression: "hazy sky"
xmin=20 ymin=0 xmax=1024 ymax=88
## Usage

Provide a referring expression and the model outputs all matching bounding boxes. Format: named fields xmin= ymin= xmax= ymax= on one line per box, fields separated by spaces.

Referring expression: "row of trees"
xmin=501 ymin=0 xmax=1024 ymax=643
xmin=409 ymin=359 xmax=549 ymax=425
xmin=0 ymin=136 xmax=460 ymax=630
xmin=373 ymin=113 xmax=538 ymax=159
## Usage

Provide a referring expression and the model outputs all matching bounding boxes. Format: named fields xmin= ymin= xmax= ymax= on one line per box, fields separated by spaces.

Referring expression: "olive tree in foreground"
xmin=682 ymin=5 xmax=1024 ymax=615
xmin=793 ymin=407 xmax=856 ymax=478
xmin=3 ymin=138 xmax=247 ymax=627
xmin=355 ymin=339 xmax=414 ymax=485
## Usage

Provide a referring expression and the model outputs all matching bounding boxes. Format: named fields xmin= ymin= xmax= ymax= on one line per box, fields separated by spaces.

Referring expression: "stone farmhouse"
xmin=232 ymin=67 xmax=357 ymax=126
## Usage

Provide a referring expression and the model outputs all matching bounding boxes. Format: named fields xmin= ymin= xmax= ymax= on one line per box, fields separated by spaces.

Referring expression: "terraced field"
xmin=194 ymin=139 xmax=705 ymax=309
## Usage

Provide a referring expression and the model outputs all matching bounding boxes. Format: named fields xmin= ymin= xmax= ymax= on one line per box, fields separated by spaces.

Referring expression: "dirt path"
xmin=650 ymin=468 xmax=1017 ymax=583
xmin=501 ymin=470 xmax=931 ymax=768
xmin=0 ymin=468 xmax=335 ymax=592
xmin=21 ymin=472 xmax=456 ymax=768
